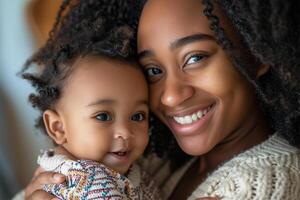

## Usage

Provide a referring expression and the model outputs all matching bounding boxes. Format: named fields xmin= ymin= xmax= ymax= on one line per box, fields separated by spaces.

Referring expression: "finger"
xmin=33 ymin=167 xmax=45 ymax=178
xmin=196 ymin=198 xmax=218 ymax=200
xmin=25 ymin=171 xmax=65 ymax=198
xmin=26 ymin=189 xmax=58 ymax=200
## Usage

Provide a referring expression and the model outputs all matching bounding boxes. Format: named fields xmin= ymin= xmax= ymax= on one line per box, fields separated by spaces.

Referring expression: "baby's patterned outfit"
xmin=37 ymin=150 xmax=160 ymax=200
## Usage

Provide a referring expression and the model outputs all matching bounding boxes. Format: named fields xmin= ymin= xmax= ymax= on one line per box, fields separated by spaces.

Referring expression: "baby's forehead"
xmin=62 ymin=54 xmax=148 ymax=94
xmin=73 ymin=55 xmax=140 ymax=71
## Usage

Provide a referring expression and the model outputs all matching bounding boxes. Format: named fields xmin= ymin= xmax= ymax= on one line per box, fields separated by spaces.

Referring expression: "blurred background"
xmin=0 ymin=0 xmax=62 ymax=198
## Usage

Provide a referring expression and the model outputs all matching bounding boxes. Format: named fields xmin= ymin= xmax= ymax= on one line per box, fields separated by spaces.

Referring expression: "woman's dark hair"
xmin=142 ymin=0 xmax=300 ymax=169
xmin=21 ymin=0 xmax=140 ymax=134
xmin=201 ymin=0 xmax=300 ymax=146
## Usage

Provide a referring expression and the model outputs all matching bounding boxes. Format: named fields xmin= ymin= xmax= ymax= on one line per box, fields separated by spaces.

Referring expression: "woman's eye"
xmin=95 ymin=113 xmax=112 ymax=121
xmin=131 ymin=112 xmax=146 ymax=121
xmin=145 ymin=67 xmax=162 ymax=77
xmin=185 ymin=54 xmax=206 ymax=65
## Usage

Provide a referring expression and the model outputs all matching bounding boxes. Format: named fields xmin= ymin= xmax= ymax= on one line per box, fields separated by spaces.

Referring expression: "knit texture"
xmin=188 ymin=134 xmax=300 ymax=200
xmin=38 ymin=151 xmax=161 ymax=200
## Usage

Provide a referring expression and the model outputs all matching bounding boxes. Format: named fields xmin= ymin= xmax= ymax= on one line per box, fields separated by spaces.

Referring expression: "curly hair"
xmin=22 ymin=0 xmax=300 ymax=170
xmin=21 ymin=0 xmax=140 ymax=135
xmin=137 ymin=0 xmax=300 ymax=169
xmin=202 ymin=0 xmax=300 ymax=146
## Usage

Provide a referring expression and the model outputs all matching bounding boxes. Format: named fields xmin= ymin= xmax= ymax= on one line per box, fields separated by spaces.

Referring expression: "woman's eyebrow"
xmin=170 ymin=33 xmax=216 ymax=50
xmin=138 ymin=50 xmax=154 ymax=60
xmin=138 ymin=33 xmax=215 ymax=60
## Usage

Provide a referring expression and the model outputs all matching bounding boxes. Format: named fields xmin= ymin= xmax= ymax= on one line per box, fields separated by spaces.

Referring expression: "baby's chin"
xmin=105 ymin=163 xmax=131 ymax=175
xmin=101 ymin=152 xmax=134 ymax=174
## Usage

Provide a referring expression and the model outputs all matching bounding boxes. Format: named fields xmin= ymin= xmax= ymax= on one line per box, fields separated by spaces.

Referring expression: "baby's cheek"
xmin=80 ymin=135 xmax=111 ymax=160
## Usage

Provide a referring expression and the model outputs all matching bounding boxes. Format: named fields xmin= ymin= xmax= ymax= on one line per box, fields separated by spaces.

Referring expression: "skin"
xmin=25 ymin=57 xmax=149 ymax=199
xmin=137 ymin=0 xmax=271 ymax=198
xmin=44 ymin=56 xmax=149 ymax=174
xmin=25 ymin=0 xmax=272 ymax=199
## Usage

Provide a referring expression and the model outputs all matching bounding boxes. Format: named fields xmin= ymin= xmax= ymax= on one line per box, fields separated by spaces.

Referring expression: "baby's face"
xmin=55 ymin=56 xmax=149 ymax=174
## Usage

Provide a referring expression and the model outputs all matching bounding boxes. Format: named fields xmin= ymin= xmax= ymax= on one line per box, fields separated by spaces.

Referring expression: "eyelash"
xmin=144 ymin=67 xmax=162 ymax=76
xmin=94 ymin=112 xmax=147 ymax=122
xmin=143 ymin=66 xmax=163 ymax=83
xmin=131 ymin=112 xmax=147 ymax=121
xmin=95 ymin=112 xmax=112 ymax=121
xmin=183 ymin=53 xmax=207 ymax=67
xmin=142 ymin=52 xmax=208 ymax=82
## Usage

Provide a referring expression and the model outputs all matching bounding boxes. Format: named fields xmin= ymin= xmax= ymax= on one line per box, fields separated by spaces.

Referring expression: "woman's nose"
xmin=161 ymin=76 xmax=194 ymax=107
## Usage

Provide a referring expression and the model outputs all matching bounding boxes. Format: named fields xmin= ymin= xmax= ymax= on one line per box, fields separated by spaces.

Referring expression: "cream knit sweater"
xmin=188 ymin=133 xmax=300 ymax=200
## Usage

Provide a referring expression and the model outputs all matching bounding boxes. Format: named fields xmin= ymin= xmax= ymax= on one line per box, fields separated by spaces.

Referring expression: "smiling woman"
xmin=137 ymin=0 xmax=300 ymax=199
xmin=14 ymin=0 xmax=300 ymax=199
xmin=138 ymin=0 xmax=270 ymax=157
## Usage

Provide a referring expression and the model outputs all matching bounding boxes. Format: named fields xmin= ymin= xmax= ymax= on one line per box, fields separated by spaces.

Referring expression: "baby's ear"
xmin=256 ymin=64 xmax=270 ymax=79
xmin=43 ymin=109 xmax=66 ymax=145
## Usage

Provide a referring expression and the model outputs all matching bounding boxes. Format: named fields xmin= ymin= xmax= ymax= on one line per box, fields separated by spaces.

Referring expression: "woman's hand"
xmin=24 ymin=167 xmax=65 ymax=200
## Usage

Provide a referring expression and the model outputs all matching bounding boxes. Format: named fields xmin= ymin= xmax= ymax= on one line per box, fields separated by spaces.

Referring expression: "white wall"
xmin=0 ymin=0 xmax=52 ymax=197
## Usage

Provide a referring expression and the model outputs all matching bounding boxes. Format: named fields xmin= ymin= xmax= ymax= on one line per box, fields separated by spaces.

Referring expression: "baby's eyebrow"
xmin=87 ymin=99 xmax=115 ymax=107
xmin=87 ymin=99 xmax=149 ymax=107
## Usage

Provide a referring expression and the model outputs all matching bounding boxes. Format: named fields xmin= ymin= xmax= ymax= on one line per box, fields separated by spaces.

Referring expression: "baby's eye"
xmin=95 ymin=113 xmax=112 ymax=121
xmin=145 ymin=67 xmax=162 ymax=77
xmin=131 ymin=112 xmax=146 ymax=121
xmin=185 ymin=54 xmax=206 ymax=65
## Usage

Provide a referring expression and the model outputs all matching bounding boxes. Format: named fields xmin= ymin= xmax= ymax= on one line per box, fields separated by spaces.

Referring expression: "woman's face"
xmin=137 ymin=0 xmax=259 ymax=155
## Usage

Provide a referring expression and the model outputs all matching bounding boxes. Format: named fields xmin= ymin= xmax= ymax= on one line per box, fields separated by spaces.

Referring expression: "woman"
xmin=20 ymin=0 xmax=300 ymax=199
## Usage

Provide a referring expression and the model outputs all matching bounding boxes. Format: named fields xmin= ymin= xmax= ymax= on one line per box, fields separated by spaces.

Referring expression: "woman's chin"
xmin=177 ymin=139 xmax=212 ymax=156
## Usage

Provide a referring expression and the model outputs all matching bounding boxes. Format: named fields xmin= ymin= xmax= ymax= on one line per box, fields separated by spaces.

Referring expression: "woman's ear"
xmin=256 ymin=64 xmax=270 ymax=79
xmin=43 ymin=109 xmax=66 ymax=145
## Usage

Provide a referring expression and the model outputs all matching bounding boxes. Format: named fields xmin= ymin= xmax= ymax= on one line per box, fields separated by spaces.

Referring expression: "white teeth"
xmin=173 ymin=105 xmax=213 ymax=125
xmin=114 ymin=152 xmax=126 ymax=156
xmin=176 ymin=117 xmax=182 ymax=124
xmin=192 ymin=114 xmax=198 ymax=121
xmin=185 ymin=116 xmax=193 ymax=124
xmin=197 ymin=111 xmax=203 ymax=118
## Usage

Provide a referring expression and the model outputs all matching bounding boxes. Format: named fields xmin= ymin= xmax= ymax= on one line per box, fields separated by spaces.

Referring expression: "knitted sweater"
xmin=113 ymin=133 xmax=300 ymax=199
xmin=37 ymin=151 xmax=160 ymax=200
xmin=188 ymin=134 xmax=300 ymax=200
xmin=187 ymin=133 xmax=300 ymax=200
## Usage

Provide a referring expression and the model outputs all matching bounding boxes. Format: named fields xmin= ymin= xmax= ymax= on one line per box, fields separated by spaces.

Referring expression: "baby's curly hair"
xmin=21 ymin=0 xmax=140 ymax=135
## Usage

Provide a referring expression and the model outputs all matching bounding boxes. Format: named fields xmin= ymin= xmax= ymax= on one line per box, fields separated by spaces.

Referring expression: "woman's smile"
xmin=166 ymin=103 xmax=215 ymax=136
xmin=137 ymin=0 xmax=262 ymax=155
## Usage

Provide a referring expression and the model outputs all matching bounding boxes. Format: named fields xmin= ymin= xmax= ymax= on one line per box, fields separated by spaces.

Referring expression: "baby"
xmin=21 ymin=0 xmax=159 ymax=199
